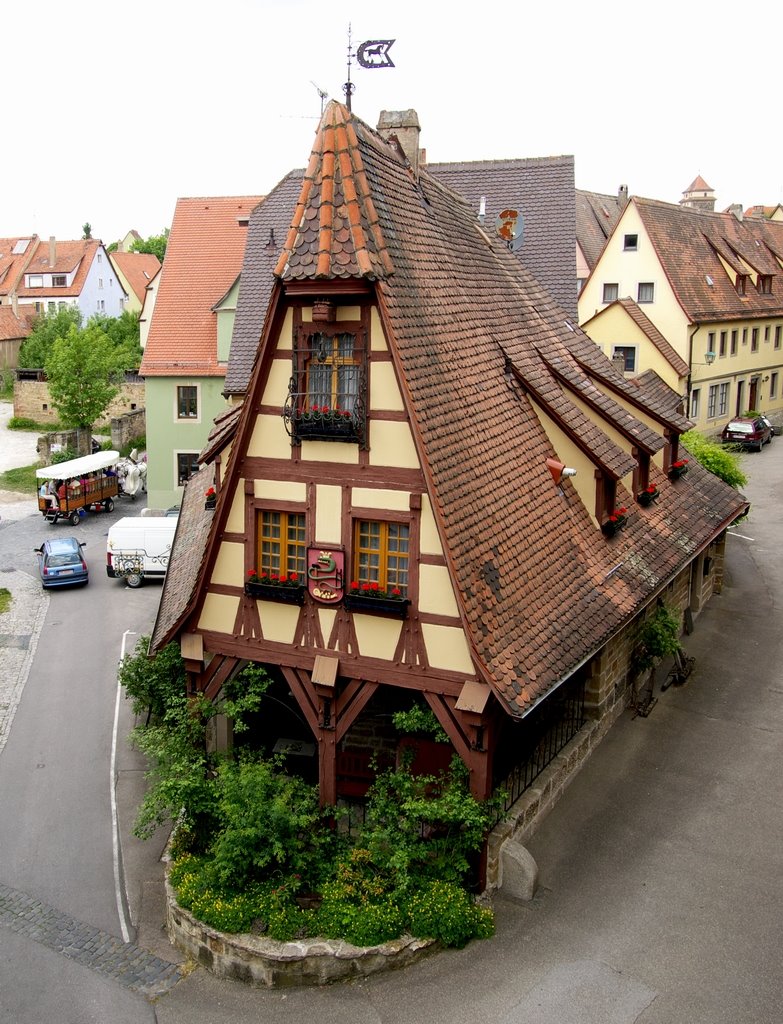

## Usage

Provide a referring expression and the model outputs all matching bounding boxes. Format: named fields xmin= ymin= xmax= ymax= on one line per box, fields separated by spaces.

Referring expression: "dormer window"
xmin=758 ymin=275 xmax=772 ymax=295
xmin=52 ymin=275 xmax=66 ymax=287
xmin=284 ymin=318 xmax=368 ymax=446
xmin=736 ymin=274 xmax=747 ymax=296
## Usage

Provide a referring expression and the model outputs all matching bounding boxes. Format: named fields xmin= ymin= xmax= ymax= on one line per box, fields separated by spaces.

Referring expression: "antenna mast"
xmin=343 ymin=24 xmax=355 ymax=111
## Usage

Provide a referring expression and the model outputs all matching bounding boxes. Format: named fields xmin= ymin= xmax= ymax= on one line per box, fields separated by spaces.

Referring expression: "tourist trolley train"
xmin=36 ymin=450 xmax=121 ymax=525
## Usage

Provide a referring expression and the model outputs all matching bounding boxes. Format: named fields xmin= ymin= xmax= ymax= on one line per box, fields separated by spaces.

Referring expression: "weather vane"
xmin=343 ymin=24 xmax=395 ymax=111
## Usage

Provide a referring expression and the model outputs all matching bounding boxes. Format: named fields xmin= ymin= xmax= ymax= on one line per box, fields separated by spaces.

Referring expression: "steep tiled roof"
xmin=582 ymin=298 xmax=690 ymax=379
xmin=156 ymin=102 xmax=746 ymax=717
xmin=0 ymin=305 xmax=35 ymax=341
xmin=16 ymin=239 xmax=101 ymax=298
xmin=0 ymin=237 xmax=37 ymax=297
xmin=635 ymin=197 xmax=783 ymax=322
xmin=684 ymin=175 xmax=713 ymax=194
xmin=575 ymin=188 xmax=626 ymax=269
xmin=109 ymin=251 xmax=161 ymax=305
xmin=141 ymin=196 xmax=263 ymax=377
xmin=428 ymin=156 xmax=577 ymax=317
xmin=224 ymin=172 xmax=304 ymax=395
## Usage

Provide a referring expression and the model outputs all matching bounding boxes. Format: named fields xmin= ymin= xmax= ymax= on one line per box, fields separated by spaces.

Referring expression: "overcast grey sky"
xmin=5 ymin=0 xmax=780 ymax=245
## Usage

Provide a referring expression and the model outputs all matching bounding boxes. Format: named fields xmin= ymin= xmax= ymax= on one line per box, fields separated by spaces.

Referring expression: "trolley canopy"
xmin=36 ymin=450 xmax=121 ymax=481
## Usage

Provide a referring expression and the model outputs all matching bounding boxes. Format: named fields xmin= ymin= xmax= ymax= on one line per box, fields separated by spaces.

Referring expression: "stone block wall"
xmin=13 ymin=379 xmax=144 ymax=428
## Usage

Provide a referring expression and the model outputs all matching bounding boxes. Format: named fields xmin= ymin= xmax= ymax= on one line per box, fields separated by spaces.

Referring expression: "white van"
xmin=106 ymin=516 xmax=177 ymax=588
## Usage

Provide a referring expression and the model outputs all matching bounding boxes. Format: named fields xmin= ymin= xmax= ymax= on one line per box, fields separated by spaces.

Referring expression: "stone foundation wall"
xmin=165 ymin=878 xmax=436 ymax=987
xmin=14 ymin=379 xmax=144 ymax=428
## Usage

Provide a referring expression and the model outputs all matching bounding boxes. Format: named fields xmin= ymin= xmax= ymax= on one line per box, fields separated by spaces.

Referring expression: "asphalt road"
xmin=0 ymin=418 xmax=781 ymax=1023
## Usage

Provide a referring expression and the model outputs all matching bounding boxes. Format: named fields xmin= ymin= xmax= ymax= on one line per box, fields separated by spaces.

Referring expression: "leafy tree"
xmin=44 ymin=322 xmax=126 ymax=429
xmin=89 ymin=310 xmax=142 ymax=368
xmin=18 ymin=307 xmax=82 ymax=368
xmin=130 ymin=228 xmax=169 ymax=262
xmin=681 ymin=430 xmax=747 ymax=489
xmin=82 ymin=222 xmax=92 ymax=239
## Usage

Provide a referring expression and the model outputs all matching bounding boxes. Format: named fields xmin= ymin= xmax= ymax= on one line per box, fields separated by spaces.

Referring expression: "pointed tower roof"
xmin=683 ymin=174 xmax=713 ymax=194
xmin=274 ymin=100 xmax=394 ymax=282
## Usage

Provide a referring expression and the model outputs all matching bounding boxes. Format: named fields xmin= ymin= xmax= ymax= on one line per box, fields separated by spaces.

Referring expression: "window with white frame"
xmin=637 ymin=282 xmax=654 ymax=303
xmin=707 ymin=384 xmax=718 ymax=419
xmin=29 ymin=274 xmax=43 ymax=287
xmin=177 ymin=385 xmax=198 ymax=419
xmin=623 ymin=234 xmax=638 ymax=251
xmin=176 ymin=452 xmax=199 ymax=484
xmin=602 ymin=283 xmax=618 ymax=303
xmin=690 ymin=388 xmax=700 ymax=419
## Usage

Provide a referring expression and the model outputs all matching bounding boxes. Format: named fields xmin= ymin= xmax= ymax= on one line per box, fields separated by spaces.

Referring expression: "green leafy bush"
xmin=681 ymin=430 xmax=747 ymax=489
xmin=391 ymin=703 xmax=449 ymax=742
xmin=633 ymin=603 xmax=682 ymax=675
xmin=406 ymin=881 xmax=494 ymax=947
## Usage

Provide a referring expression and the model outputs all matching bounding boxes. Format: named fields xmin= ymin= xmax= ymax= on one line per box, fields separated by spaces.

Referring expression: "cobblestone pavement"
xmin=0 ymin=882 xmax=183 ymax=998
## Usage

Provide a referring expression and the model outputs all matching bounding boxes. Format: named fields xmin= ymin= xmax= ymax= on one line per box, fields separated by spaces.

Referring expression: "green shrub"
xmin=405 ymin=881 xmax=494 ymax=947
xmin=633 ymin=603 xmax=682 ymax=675
xmin=391 ymin=703 xmax=449 ymax=742
xmin=8 ymin=416 xmax=51 ymax=432
xmin=681 ymin=430 xmax=747 ymax=489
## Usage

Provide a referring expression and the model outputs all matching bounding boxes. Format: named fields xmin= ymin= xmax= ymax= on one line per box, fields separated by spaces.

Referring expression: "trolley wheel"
xmin=69 ymin=511 xmax=81 ymax=526
xmin=104 ymin=498 xmax=114 ymax=512
xmin=125 ymin=572 xmax=143 ymax=589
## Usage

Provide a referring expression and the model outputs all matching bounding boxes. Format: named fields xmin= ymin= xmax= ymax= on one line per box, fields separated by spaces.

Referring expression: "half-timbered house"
xmin=150 ymin=102 xmax=748 ymax=874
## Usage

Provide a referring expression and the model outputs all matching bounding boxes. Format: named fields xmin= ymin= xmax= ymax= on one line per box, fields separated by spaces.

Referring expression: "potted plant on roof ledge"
xmin=204 ymin=486 xmax=217 ymax=510
xmin=245 ymin=569 xmax=306 ymax=604
xmin=637 ymin=484 xmax=660 ymax=508
xmin=601 ymin=506 xmax=628 ymax=538
xmin=344 ymin=580 xmax=410 ymax=618
xmin=668 ymin=458 xmax=689 ymax=480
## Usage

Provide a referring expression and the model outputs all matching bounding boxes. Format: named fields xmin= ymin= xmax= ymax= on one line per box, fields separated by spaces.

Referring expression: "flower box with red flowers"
xmin=244 ymin=570 xmax=305 ymax=604
xmin=343 ymin=581 xmax=410 ymax=618
xmin=601 ymin=507 xmax=628 ymax=537
xmin=637 ymin=484 xmax=660 ymax=507
xmin=204 ymin=486 xmax=217 ymax=510
xmin=293 ymin=405 xmax=359 ymax=442
xmin=668 ymin=458 xmax=689 ymax=480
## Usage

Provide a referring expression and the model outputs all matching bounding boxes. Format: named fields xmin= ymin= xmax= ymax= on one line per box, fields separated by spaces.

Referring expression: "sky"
xmin=4 ymin=0 xmax=781 ymax=246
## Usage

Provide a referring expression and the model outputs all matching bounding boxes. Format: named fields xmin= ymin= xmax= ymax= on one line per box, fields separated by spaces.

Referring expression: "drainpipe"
xmin=686 ymin=323 xmax=700 ymax=418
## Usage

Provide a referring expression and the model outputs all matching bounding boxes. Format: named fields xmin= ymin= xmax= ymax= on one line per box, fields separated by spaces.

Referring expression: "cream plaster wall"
xmin=255 ymin=480 xmax=307 ymax=502
xmin=418 ymin=564 xmax=460 ymax=617
xmin=421 ymin=624 xmax=474 ymax=674
xmin=301 ymin=441 xmax=359 ymax=465
xmin=578 ymin=204 xmax=689 ymax=357
xmin=198 ymin=593 xmax=239 ymax=634
xmin=419 ymin=495 xmax=444 ymax=557
xmin=226 ymin=483 xmax=245 ymax=534
xmin=368 ymin=421 xmax=420 ymax=468
xmin=529 ymin=406 xmax=605 ymax=519
xmin=262 ymin=359 xmax=293 ymax=406
xmin=248 ymin=414 xmax=290 ymax=458
xmin=277 ymin=309 xmax=293 ymax=345
xmin=582 ymin=303 xmax=683 ymax=391
xmin=212 ymin=541 xmax=244 ymax=586
xmin=318 ymin=607 xmax=337 ymax=640
xmin=315 ymin=485 xmax=343 ymax=544
xmin=370 ymin=362 xmax=405 ymax=410
xmin=351 ymin=487 xmax=410 ymax=511
xmin=370 ymin=308 xmax=387 ymax=352
xmin=352 ymin=614 xmax=402 ymax=661
xmin=255 ymin=603 xmax=299 ymax=645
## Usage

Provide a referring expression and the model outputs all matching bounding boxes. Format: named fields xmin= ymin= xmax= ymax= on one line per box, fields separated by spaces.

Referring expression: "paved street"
xmin=0 ymin=414 xmax=781 ymax=1022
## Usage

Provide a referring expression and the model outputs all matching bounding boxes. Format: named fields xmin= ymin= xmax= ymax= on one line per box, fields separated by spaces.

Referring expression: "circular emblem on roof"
xmin=496 ymin=209 xmax=524 ymax=250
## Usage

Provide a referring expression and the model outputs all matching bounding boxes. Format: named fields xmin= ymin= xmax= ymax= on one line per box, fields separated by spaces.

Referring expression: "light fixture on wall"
xmin=704 ymin=351 xmax=716 ymax=365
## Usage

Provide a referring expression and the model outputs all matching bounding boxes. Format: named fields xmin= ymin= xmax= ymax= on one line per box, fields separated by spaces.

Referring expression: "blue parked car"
xmin=34 ymin=537 xmax=89 ymax=588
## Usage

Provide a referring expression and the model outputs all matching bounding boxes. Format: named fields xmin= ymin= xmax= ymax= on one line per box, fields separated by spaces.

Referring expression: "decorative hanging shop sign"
xmin=307 ymin=547 xmax=345 ymax=604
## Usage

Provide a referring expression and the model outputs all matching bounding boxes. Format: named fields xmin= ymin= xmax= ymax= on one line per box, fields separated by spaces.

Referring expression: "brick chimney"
xmin=376 ymin=109 xmax=421 ymax=180
xmin=618 ymin=184 xmax=629 ymax=208
xmin=49 ymin=236 xmax=57 ymax=267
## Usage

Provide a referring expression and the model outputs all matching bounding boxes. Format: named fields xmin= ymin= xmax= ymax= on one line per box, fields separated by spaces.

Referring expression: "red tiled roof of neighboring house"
xmin=141 ymin=196 xmax=263 ymax=377
xmin=109 ymin=251 xmax=161 ymax=306
xmin=0 ymin=237 xmax=39 ymax=297
xmin=634 ymin=196 xmax=783 ymax=322
xmin=152 ymin=102 xmax=746 ymax=717
xmin=0 ymin=304 xmax=35 ymax=341
xmin=582 ymin=298 xmax=690 ymax=379
xmin=16 ymin=238 xmax=103 ymax=298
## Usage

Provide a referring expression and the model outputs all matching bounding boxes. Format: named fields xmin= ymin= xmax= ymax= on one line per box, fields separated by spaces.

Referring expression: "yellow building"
xmin=578 ymin=196 xmax=783 ymax=435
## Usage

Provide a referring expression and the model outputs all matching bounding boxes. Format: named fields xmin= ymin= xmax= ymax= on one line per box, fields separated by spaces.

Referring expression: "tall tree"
xmin=17 ymin=307 xmax=83 ymax=369
xmin=130 ymin=228 xmax=169 ymax=262
xmin=45 ymin=323 xmax=125 ymax=429
xmin=82 ymin=222 xmax=93 ymax=239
